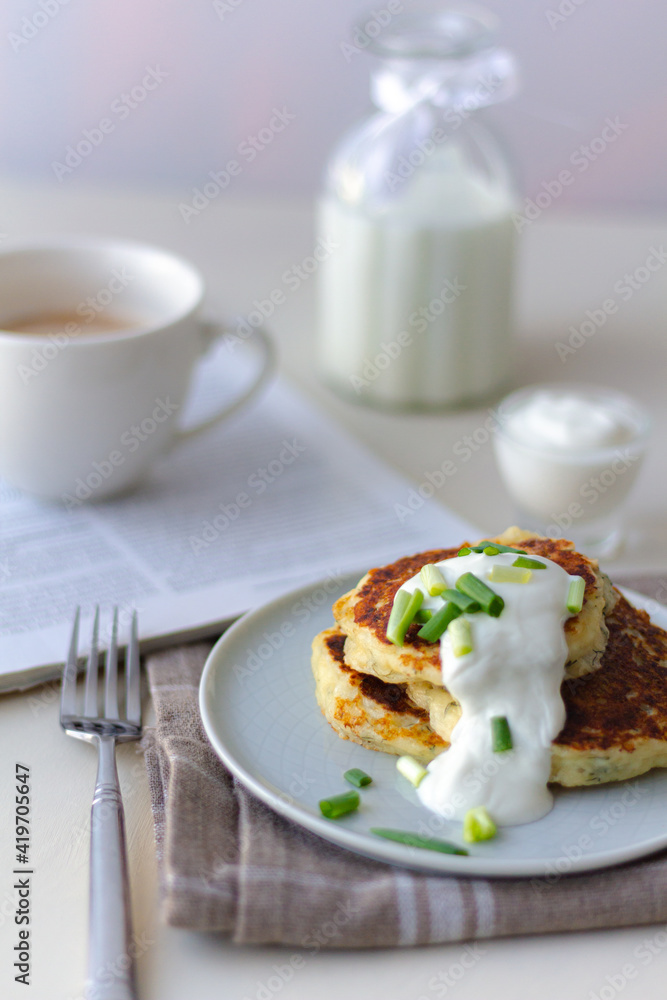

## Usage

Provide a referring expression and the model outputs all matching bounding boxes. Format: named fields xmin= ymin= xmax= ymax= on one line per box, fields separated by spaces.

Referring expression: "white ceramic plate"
xmin=199 ymin=574 xmax=667 ymax=878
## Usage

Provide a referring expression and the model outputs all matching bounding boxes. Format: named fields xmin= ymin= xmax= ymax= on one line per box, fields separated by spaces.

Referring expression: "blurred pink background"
xmin=1 ymin=0 xmax=664 ymax=212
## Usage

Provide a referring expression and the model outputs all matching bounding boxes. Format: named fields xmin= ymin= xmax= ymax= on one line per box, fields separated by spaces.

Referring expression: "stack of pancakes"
xmin=312 ymin=528 xmax=667 ymax=787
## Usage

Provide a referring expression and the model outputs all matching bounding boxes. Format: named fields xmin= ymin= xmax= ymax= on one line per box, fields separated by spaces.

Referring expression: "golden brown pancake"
xmin=312 ymin=628 xmax=448 ymax=760
xmin=333 ymin=528 xmax=616 ymax=686
xmin=312 ymin=592 xmax=667 ymax=787
xmin=553 ymin=593 xmax=667 ymax=784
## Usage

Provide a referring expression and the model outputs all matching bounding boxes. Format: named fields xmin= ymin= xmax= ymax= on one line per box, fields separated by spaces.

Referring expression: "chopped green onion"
xmin=463 ymin=806 xmax=497 ymax=843
xmin=442 ymin=588 xmax=480 ymax=613
xmin=344 ymin=768 xmax=372 ymax=788
xmin=396 ymin=755 xmax=428 ymax=787
xmin=386 ymin=587 xmax=424 ymax=646
xmin=567 ymin=576 xmax=585 ymax=615
xmin=448 ymin=617 xmax=473 ymax=657
xmin=491 ymin=716 xmax=513 ymax=753
xmin=319 ymin=790 xmax=360 ymax=819
xmin=488 ymin=564 xmax=532 ymax=584
xmin=513 ymin=556 xmax=547 ymax=570
xmin=386 ymin=589 xmax=409 ymax=636
xmin=457 ymin=547 xmax=472 ymax=557
xmin=483 ymin=545 xmax=500 ymax=556
xmin=370 ymin=828 xmax=468 ymax=855
xmin=417 ymin=601 xmax=461 ymax=642
xmin=455 ymin=572 xmax=504 ymax=617
xmin=419 ymin=563 xmax=447 ymax=596
xmin=415 ymin=608 xmax=433 ymax=624
xmin=470 ymin=542 xmax=527 ymax=555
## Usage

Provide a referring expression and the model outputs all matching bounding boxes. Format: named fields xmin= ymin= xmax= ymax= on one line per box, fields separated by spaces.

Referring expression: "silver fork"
xmin=60 ymin=606 xmax=141 ymax=1000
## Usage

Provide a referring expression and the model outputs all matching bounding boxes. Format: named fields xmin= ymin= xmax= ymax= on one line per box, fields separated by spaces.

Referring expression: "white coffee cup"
xmin=0 ymin=238 xmax=274 ymax=501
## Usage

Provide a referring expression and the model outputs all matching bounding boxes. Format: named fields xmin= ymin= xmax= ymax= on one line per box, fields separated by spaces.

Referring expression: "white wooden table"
xmin=1 ymin=181 xmax=666 ymax=1000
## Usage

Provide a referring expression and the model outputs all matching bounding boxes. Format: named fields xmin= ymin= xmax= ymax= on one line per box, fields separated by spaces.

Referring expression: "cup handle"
xmin=172 ymin=320 xmax=275 ymax=445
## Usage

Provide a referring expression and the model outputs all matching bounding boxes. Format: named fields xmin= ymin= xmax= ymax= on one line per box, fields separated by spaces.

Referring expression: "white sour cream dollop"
xmin=400 ymin=549 xmax=575 ymax=826
xmin=503 ymin=390 xmax=634 ymax=452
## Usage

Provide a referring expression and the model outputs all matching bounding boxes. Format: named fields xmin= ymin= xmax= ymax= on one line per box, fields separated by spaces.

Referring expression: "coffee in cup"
xmin=0 ymin=238 xmax=274 ymax=501
xmin=4 ymin=310 xmax=144 ymax=336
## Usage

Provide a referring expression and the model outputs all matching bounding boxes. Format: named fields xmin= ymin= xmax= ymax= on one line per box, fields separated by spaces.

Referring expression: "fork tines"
xmin=60 ymin=606 xmax=140 ymax=737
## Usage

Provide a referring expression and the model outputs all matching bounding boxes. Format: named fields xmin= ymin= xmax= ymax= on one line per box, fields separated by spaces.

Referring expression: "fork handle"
xmin=87 ymin=735 xmax=137 ymax=1000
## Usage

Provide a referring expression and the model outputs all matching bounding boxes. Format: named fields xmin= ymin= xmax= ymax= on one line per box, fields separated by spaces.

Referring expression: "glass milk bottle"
xmin=317 ymin=4 xmax=518 ymax=409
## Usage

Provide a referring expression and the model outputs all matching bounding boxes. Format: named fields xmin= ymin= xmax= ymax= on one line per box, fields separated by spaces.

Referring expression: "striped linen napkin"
xmin=141 ymin=574 xmax=667 ymax=947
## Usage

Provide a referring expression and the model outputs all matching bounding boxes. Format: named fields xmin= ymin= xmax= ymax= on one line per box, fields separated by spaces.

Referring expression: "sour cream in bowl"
xmin=493 ymin=383 xmax=650 ymax=556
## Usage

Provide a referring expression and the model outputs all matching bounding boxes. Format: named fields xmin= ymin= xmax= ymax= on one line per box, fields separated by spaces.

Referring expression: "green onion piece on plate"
xmin=396 ymin=755 xmax=428 ymax=787
xmin=457 ymin=547 xmax=472 ymax=557
xmin=448 ymin=617 xmax=473 ymax=657
xmin=417 ymin=601 xmax=461 ymax=642
xmin=456 ymin=572 xmax=504 ymax=617
xmin=370 ymin=828 xmax=468 ymax=855
xmin=344 ymin=768 xmax=372 ymax=788
xmin=419 ymin=563 xmax=447 ymax=596
xmin=567 ymin=576 xmax=585 ymax=614
xmin=319 ymin=790 xmax=360 ymax=819
xmin=488 ymin=564 xmax=532 ymax=584
xmin=442 ymin=588 xmax=480 ymax=613
xmin=483 ymin=546 xmax=500 ymax=556
xmin=491 ymin=715 xmax=513 ymax=753
xmin=463 ymin=806 xmax=497 ymax=843
xmin=386 ymin=588 xmax=424 ymax=646
xmin=513 ymin=556 xmax=547 ymax=570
